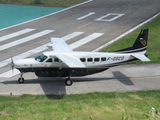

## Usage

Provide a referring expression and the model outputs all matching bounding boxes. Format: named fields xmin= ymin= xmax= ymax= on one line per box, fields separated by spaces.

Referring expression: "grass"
xmin=0 ymin=90 xmax=160 ymax=120
xmin=101 ymin=17 xmax=160 ymax=64
xmin=0 ymin=0 xmax=87 ymax=7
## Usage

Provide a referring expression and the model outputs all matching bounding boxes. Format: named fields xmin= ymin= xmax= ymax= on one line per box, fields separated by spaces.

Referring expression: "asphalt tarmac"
xmin=0 ymin=0 xmax=160 ymax=96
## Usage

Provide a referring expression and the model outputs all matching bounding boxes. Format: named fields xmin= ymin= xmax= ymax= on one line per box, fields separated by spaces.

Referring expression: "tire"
xmin=18 ymin=77 xmax=25 ymax=83
xmin=65 ymin=79 xmax=73 ymax=86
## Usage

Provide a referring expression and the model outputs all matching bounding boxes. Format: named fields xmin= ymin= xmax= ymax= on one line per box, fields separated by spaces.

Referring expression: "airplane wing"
xmin=48 ymin=38 xmax=73 ymax=52
xmin=131 ymin=54 xmax=150 ymax=61
xmin=52 ymin=54 xmax=85 ymax=68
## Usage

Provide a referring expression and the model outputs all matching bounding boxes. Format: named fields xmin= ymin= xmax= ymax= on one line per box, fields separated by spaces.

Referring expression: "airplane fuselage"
xmin=9 ymin=29 xmax=149 ymax=85
xmin=14 ymin=51 xmax=136 ymax=77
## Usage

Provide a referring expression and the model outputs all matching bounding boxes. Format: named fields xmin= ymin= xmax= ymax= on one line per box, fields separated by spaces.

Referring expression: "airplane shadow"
xmin=1 ymin=71 xmax=134 ymax=99
xmin=73 ymin=71 xmax=134 ymax=86
xmin=2 ymin=77 xmax=66 ymax=99
xmin=112 ymin=71 xmax=134 ymax=85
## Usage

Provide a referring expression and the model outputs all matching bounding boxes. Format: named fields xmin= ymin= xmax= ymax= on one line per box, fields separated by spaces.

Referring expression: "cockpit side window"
xmin=35 ymin=53 xmax=47 ymax=62
xmin=46 ymin=58 xmax=52 ymax=62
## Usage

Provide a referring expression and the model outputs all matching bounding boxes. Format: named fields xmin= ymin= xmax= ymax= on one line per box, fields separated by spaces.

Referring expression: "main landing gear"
xmin=65 ymin=78 xmax=73 ymax=86
xmin=18 ymin=73 xmax=25 ymax=83
xmin=64 ymin=71 xmax=73 ymax=86
xmin=17 ymin=72 xmax=74 ymax=86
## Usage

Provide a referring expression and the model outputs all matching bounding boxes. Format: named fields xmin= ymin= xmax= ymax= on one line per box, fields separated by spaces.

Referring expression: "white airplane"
xmin=9 ymin=29 xmax=150 ymax=86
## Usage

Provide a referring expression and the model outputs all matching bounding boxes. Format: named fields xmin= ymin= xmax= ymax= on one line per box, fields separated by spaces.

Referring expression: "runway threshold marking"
xmin=0 ymin=28 xmax=35 ymax=42
xmin=0 ymin=30 xmax=54 ymax=51
xmin=69 ymin=33 xmax=104 ymax=49
xmin=0 ymin=31 xmax=104 ymax=78
xmin=0 ymin=32 xmax=84 ymax=68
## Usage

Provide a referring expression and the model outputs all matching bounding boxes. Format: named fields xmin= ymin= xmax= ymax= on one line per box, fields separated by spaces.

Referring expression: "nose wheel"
xmin=18 ymin=77 xmax=25 ymax=83
xmin=18 ymin=73 xmax=25 ymax=83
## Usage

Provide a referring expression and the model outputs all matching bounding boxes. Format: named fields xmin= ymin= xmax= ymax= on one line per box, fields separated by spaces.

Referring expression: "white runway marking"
xmin=0 ymin=28 xmax=35 ymax=42
xmin=0 ymin=30 xmax=54 ymax=51
xmin=69 ymin=33 xmax=104 ymax=49
xmin=77 ymin=12 xmax=96 ymax=20
xmin=0 ymin=69 xmax=20 ymax=78
xmin=95 ymin=13 xmax=125 ymax=22
xmin=0 ymin=31 xmax=104 ymax=78
xmin=62 ymin=32 xmax=84 ymax=40
xmin=0 ymin=32 xmax=84 ymax=68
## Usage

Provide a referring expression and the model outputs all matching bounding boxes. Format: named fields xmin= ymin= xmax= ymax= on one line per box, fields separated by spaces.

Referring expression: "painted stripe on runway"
xmin=0 ymin=30 xmax=54 ymax=51
xmin=0 ymin=28 xmax=35 ymax=42
xmin=0 ymin=32 xmax=104 ymax=78
xmin=69 ymin=33 xmax=104 ymax=49
xmin=62 ymin=32 xmax=84 ymax=41
xmin=0 ymin=68 xmax=20 ymax=78
xmin=0 ymin=32 xmax=84 ymax=69
xmin=77 ymin=12 xmax=95 ymax=20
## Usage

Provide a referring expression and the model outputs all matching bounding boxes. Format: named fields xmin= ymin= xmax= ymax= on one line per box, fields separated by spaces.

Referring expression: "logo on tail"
xmin=139 ymin=38 xmax=147 ymax=46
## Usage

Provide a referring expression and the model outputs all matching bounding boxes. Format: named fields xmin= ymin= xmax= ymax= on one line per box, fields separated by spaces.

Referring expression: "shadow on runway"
xmin=1 ymin=71 xmax=134 ymax=98
xmin=112 ymin=71 xmax=134 ymax=85
xmin=73 ymin=71 xmax=134 ymax=86
xmin=1 ymin=77 xmax=66 ymax=99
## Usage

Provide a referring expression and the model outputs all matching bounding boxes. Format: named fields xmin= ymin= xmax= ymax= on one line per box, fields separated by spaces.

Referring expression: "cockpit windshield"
xmin=35 ymin=53 xmax=47 ymax=62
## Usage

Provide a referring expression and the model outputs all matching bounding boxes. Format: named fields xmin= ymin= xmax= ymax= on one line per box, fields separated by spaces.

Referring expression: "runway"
xmin=0 ymin=0 xmax=160 ymax=95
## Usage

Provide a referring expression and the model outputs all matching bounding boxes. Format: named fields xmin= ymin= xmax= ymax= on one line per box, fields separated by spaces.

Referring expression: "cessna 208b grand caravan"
xmin=9 ymin=29 xmax=150 ymax=86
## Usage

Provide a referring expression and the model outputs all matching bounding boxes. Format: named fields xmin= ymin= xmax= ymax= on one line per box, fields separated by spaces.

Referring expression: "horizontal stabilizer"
xmin=131 ymin=54 xmax=150 ymax=61
xmin=51 ymin=54 xmax=85 ymax=68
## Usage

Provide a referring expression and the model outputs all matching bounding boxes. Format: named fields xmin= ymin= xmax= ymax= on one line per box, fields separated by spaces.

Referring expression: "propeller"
xmin=8 ymin=56 xmax=15 ymax=74
xmin=11 ymin=57 xmax=14 ymax=73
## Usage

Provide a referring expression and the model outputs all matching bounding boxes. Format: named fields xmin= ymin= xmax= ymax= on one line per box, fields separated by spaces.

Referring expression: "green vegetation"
xmin=101 ymin=17 xmax=160 ymax=64
xmin=0 ymin=90 xmax=160 ymax=120
xmin=0 ymin=0 xmax=87 ymax=7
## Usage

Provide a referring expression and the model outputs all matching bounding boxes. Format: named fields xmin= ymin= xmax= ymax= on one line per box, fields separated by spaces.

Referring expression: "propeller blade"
xmin=11 ymin=57 xmax=14 ymax=74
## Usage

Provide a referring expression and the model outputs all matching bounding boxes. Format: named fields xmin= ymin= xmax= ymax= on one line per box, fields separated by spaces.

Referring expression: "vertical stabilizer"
xmin=115 ymin=29 xmax=149 ymax=53
xmin=132 ymin=29 xmax=148 ymax=50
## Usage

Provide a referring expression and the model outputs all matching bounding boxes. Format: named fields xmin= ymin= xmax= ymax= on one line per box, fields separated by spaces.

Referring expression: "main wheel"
xmin=65 ymin=79 xmax=73 ymax=86
xmin=18 ymin=77 xmax=25 ymax=83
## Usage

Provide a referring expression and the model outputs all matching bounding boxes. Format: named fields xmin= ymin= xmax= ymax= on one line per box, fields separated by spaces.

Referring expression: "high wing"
xmin=48 ymin=37 xmax=85 ymax=68
xmin=48 ymin=38 xmax=73 ymax=52
xmin=51 ymin=54 xmax=85 ymax=68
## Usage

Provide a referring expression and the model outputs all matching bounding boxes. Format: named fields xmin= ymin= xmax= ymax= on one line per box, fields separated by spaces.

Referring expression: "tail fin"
xmin=132 ymin=29 xmax=148 ymax=50
xmin=116 ymin=29 xmax=149 ymax=53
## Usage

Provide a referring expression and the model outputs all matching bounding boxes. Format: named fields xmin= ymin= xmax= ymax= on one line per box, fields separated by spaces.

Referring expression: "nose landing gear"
xmin=18 ymin=73 xmax=25 ymax=83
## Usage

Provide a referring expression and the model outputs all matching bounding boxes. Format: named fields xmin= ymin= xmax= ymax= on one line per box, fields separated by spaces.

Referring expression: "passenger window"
xmin=87 ymin=58 xmax=93 ymax=62
xmin=80 ymin=58 xmax=86 ymax=62
xmin=54 ymin=58 xmax=59 ymax=62
xmin=94 ymin=58 xmax=99 ymax=62
xmin=101 ymin=57 xmax=106 ymax=61
xmin=46 ymin=58 xmax=52 ymax=62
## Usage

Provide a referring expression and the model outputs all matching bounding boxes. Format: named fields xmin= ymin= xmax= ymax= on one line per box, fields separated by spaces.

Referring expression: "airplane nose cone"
xmin=8 ymin=57 xmax=15 ymax=67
